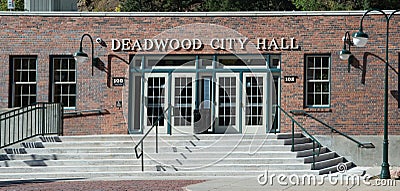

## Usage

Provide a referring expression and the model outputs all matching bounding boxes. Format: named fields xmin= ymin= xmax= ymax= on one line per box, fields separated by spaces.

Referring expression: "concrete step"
xmin=0 ymin=170 xmax=320 ymax=180
xmin=304 ymin=151 xmax=337 ymax=163
xmin=292 ymin=142 xmax=316 ymax=151
xmin=296 ymin=147 xmax=328 ymax=157
xmin=0 ymin=163 xmax=311 ymax=173
xmin=58 ymin=134 xmax=282 ymax=142
xmin=0 ymin=157 xmax=305 ymax=168
xmin=318 ymin=161 xmax=354 ymax=175
xmin=20 ymin=145 xmax=292 ymax=154
xmin=27 ymin=139 xmax=286 ymax=148
xmin=313 ymin=156 xmax=344 ymax=170
xmin=276 ymin=132 xmax=304 ymax=139
xmin=283 ymin=137 xmax=311 ymax=145
xmin=162 ymin=163 xmax=312 ymax=171
xmin=1 ymin=151 xmax=298 ymax=161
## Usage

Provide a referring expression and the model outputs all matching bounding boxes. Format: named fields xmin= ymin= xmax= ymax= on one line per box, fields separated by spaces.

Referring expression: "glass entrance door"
xmin=172 ymin=74 xmax=196 ymax=133
xmin=143 ymin=73 xmax=169 ymax=133
xmin=242 ymin=73 xmax=266 ymax=133
xmin=215 ymin=74 xmax=240 ymax=133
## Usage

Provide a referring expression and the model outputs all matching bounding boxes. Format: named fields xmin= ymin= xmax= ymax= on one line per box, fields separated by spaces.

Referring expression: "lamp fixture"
xmin=352 ymin=29 xmax=369 ymax=47
xmin=339 ymin=31 xmax=353 ymax=60
xmin=73 ymin=33 xmax=98 ymax=76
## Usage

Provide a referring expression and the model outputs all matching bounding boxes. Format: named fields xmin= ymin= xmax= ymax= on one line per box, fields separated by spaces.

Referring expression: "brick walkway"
xmin=0 ymin=180 xmax=205 ymax=191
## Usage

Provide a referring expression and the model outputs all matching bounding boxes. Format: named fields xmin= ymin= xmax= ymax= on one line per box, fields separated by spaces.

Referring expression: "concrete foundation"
xmin=315 ymin=135 xmax=400 ymax=167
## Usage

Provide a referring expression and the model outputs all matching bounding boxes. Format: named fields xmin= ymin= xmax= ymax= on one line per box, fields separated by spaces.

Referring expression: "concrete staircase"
xmin=0 ymin=133 xmax=355 ymax=180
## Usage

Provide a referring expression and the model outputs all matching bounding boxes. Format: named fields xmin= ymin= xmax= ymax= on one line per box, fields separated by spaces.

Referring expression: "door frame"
xmin=171 ymin=73 xmax=196 ymax=134
xmin=143 ymin=73 xmax=169 ymax=134
xmin=215 ymin=73 xmax=240 ymax=133
xmin=242 ymin=72 xmax=267 ymax=134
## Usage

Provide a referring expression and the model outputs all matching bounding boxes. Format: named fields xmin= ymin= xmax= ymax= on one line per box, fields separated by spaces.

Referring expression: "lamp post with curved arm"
xmin=73 ymin=33 xmax=97 ymax=76
xmin=342 ymin=9 xmax=400 ymax=179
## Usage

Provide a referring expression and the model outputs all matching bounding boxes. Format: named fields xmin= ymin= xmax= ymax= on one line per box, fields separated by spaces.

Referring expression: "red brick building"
xmin=1 ymin=11 xmax=399 ymax=136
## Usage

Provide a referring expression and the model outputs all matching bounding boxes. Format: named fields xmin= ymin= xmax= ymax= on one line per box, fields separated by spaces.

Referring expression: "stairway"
xmin=0 ymin=133 xmax=355 ymax=181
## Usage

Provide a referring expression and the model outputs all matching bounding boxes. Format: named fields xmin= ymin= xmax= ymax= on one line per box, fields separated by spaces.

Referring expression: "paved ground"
xmin=0 ymin=167 xmax=398 ymax=191
xmin=0 ymin=179 xmax=205 ymax=191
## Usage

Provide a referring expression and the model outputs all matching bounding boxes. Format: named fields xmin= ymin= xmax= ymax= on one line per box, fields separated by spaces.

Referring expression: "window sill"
xmin=304 ymin=108 xmax=332 ymax=113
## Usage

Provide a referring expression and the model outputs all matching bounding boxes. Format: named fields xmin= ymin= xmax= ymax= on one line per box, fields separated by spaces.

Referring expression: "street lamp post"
xmin=73 ymin=33 xmax=97 ymax=76
xmin=340 ymin=9 xmax=400 ymax=179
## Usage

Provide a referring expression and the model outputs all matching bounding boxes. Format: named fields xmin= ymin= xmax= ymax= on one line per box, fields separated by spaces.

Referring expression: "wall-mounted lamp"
xmin=339 ymin=31 xmax=353 ymax=61
xmin=73 ymin=33 xmax=99 ymax=76
xmin=339 ymin=31 xmax=356 ymax=73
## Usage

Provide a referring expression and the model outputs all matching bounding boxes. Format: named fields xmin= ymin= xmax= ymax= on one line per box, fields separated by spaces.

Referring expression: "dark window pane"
xmin=62 ymin=85 xmax=69 ymax=94
xmin=315 ymin=71 xmax=322 ymax=80
xmin=30 ymin=85 xmax=36 ymax=94
xmin=22 ymin=85 xmax=29 ymax=94
xmin=61 ymin=59 xmax=68 ymax=69
xmin=61 ymin=71 xmax=68 ymax=82
xmin=14 ymin=59 xmax=21 ymax=70
xmin=29 ymin=59 xmax=36 ymax=69
xmin=307 ymin=57 xmax=314 ymax=67
xmin=54 ymin=95 xmax=60 ymax=103
xmin=315 ymin=83 xmax=322 ymax=92
xmin=14 ymin=71 xmax=20 ymax=82
xmin=322 ymin=94 xmax=329 ymax=105
xmin=29 ymin=71 xmax=36 ymax=82
xmin=70 ymin=85 xmax=76 ymax=94
xmin=307 ymin=82 xmax=314 ymax=93
xmin=322 ymin=83 xmax=329 ymax=92
xmin=315 ymin=93 xmax=322 ymax=105
xmin=69 ymin=72 xmax=75 ymax=82
xmin=15 ymin=85 xmax=22 ymax=95
xmin=14 ymin=96 xmax=21 ymax=107
xmin=69 ymin=59 xmax=76 ymax=69
xmin=30 ymin=96 xmax=36 ymax=105
xmin=22 ymin=96 xmax=29 ymax=106
xmin=55 ymin=72 xmax=61 ymax=82
xmin=307 ymin=94 xmax=314 ymax=105
xmin=54 ymin=59 xmax=60 ymax=70
xmin=315 ymin=57 xmax=321 ymax=67
xmin=322 ymin=57 xmax=329 ymax=67
xmin=55 ymin=85 xmax=61 ymax=94
xmin=22 ymin=59 xmax=28 ymax=69
xmin=322 ymin=69 xmax=329 ymax=80
xmin=21 ymin=71 xmax=28 ymax=82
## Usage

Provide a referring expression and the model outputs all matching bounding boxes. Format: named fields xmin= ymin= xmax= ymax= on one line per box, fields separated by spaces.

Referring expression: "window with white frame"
xmin=10 ymin=56 xmax=37 ymax=107
xmin=50 ymin=56 xmax=76 ymax=109
xmin=305 ymin=55 xmax=330 ymax=107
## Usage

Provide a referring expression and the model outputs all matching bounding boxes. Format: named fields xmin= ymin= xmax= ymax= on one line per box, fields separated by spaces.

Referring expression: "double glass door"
xmin=143 ymin=72 xmax=269 ymax=134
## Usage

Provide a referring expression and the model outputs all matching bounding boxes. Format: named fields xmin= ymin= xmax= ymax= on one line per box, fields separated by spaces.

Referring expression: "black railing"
xmin=275 ymin=105 xmax=322 ymax=170
xmin=290 ymin=110 xmax=375 ymax=148
xmin=134 ymin=106 xmax=171 ymax=172
xmin=0 ymin=102 xmax=63 ymax=148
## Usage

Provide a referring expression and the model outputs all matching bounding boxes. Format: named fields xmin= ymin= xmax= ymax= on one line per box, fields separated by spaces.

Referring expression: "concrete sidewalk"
xmin=185 ymin=167 xmax=399 ymax=191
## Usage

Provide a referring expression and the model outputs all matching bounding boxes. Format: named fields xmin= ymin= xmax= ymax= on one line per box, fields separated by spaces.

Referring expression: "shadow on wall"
xmin=349 ymin=52 xmax=399 ymax=102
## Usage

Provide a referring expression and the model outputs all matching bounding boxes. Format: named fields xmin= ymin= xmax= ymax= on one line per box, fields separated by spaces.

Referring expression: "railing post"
xmin=156 ymin=123 xmax=158 ymax=153
xmin=41 ymin=103 xmax=46 ymax=136
xmin=312 ymin=140 xmax=316 ymax=170
xmin=59 ymin=104 xmax=64 ymax=136
xmin=141 ymin=143 xmax=144 ymax=172
xmin=291 ymin=120 xmax=294 ymax=152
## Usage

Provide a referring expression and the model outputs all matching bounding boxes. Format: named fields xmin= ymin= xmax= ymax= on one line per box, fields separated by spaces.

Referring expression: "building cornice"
xmin=0 ymin=10 xmax=397 ymax=17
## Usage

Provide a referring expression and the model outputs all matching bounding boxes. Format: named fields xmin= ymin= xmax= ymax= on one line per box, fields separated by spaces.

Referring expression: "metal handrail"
xmin=290 ymin=110 xmax=375 ymax=148
xmin=0 ymin=102 xmax=63 ymax=148
xmin=134 ymin=106 xmax=171 ymax=172
xmin=275 ymin=105 xmax=321 ymax=170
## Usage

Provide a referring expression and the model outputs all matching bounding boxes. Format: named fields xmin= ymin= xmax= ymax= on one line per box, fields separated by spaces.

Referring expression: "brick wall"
xmin=0 ymin=12 xmax=399 ymax=135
